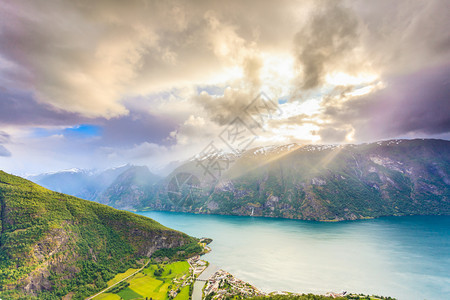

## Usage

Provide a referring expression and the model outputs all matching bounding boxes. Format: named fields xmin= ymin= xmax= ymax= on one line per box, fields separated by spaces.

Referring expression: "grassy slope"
xmin=106 ymin=268 xmax=139 ymax=286
xmin=95 ymin=261 xmax=191 ymax=300
xmin=0 ymin=171 xmax=197 ymax=300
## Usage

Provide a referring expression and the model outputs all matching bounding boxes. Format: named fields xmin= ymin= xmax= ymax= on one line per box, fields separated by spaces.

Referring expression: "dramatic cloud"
xmin=353 ymin=0 xmax=450 ymax=76
xmin=0 ymin=0 xmax=298 ymax=118
xmin=354 ymin=65 xmax=450 ymax=139
xmin=97 ymin=111 xmax=177 ymax=147
xmin=294 ymin=0 xmax=360 ymax=90
xmin=0 ymin=0 xmax=449 ymax=174
xmin=314 ymin=64 xmax=450 ymax=143
xmin=195 ymin=88 xmax=256 ymax=126
xmin=0 ymin=90 xmax=89 ymax=126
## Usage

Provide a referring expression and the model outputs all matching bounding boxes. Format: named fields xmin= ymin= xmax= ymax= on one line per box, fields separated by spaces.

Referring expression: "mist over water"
xmin=137 ymin=211 xmax=450 ymax=300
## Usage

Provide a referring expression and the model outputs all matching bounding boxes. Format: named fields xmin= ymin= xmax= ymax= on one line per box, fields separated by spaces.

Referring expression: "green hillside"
xmin=0 ymin=171 xmax=198 ymax=299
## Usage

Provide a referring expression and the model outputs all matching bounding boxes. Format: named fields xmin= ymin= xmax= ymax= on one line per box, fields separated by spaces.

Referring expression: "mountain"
xmin=26 ymin=139 xmax=450 ymax=221
xmin=204 ymin=139 xmax=450 ymax=220
xmin=28 ymin=164 xmax=132 ymax=201
xmin=27 ymin=168 xmax=94 ymax=198
xmin=96 ymin=165 xmax=161 ymax=209
xmin=102 ymin=139 xmax=449 ymax=221
xmin=0 ymin=171 xmax=198 ymax=299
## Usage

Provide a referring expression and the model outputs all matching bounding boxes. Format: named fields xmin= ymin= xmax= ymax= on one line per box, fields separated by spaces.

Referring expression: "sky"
xmin=0 ymin=0 xmax=449 ymax=175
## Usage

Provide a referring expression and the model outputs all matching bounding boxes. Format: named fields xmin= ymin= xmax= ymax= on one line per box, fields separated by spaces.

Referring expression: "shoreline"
xmin=128 ymin=211 xmax=446 ymax=299
xmin=133 ymin=208 xmax=450 ymax=223
xmin=190 ymin=241 xmax=383 ymax=300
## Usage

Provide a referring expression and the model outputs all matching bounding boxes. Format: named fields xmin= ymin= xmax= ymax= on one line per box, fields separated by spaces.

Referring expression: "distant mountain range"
xmin=29 ymin=139 xmax=450 ymax=221
xmin=0 ymin=171 xmax=198 ymax=299
xmin=27 ymin=164 xmax=133 ymax=201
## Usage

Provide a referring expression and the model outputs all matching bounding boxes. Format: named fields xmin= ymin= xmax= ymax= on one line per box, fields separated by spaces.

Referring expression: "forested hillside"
xmin=0 ymin=171 xmax=199 ymax=299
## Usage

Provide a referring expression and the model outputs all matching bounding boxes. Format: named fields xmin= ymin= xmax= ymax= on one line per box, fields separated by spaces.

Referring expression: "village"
xmin=168 ymin=240 xmax=363 ymax=300
xmin=203 ymin=269 xmax=264 ymax=299
xmin=168 ymin=239 xmax=212 ymax=299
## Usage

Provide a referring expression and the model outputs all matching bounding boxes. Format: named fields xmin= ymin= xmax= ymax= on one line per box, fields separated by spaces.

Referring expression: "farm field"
xmin=93 ymin=261 xmax=191 ymax=300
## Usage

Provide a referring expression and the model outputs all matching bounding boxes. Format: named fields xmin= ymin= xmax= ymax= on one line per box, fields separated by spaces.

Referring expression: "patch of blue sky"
xmin=196 ymin=85 xmax=225 ymax=95
xmin=32 ymin=124 xmax=101 ymax=139
xmin=278 ymin=97 xmax=288 ymax=104
xmin=32 ymin=128 xmax=60 ymax=138
xmin=64 ymin=124 xmax=101 ymax=138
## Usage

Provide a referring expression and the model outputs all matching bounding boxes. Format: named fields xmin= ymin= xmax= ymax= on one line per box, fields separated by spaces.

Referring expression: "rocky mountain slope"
xmin=198 ymin=139 xmax=450 ymax=220
xmin=96 ymin=165 xmax=161 ymax=209
xmin=27 ymin=139 xmax=450 ymax=221
xmin=117 ymin=139 xmax=450 ymax=221
xmin=0 ymin=171 xmax=198 ymax=299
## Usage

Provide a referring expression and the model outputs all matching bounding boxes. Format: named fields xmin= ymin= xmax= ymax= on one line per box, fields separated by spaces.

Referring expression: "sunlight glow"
xmin=208 ymin=65 xmax=244 ymax=84
xmin=346 ymin=81 xmax=385 ymax=97
xmin=278 ymin=99 xmax=321 ymax=119
xmin=260 ymin=53 xmax=296 ymax=96
xmin=325 ymin=72 xmax=378 ymax=86
xmin=271 ymin=123 xmax=321 ymax=142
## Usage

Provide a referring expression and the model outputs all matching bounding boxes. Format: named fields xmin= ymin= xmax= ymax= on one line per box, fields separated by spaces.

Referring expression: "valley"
xmin=0 ymin=171 xmax=405 ymax=300
xmin=2 ymin=1 xmax=449 ymax=299
xmin=0 ymin=171 xmax=201 ymax=299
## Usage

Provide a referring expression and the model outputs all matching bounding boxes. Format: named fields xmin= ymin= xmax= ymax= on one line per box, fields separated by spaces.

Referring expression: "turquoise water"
xmin=137 ymin=211 xmax=450 ymax=300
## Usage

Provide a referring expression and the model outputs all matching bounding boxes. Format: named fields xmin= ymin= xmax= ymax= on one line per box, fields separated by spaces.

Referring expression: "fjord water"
xmin=137 ymin=212 xmax=450 ymax=300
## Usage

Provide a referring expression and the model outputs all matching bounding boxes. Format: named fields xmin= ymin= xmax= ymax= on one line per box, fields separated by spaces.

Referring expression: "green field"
xmin=174 ymin=286 xmax=190 ymax=300
xmin=94 ymin=261 xmax=191 ymax=300
xmin=117 ymin=287 xmax=142 ymax=300
xmin=92 ymin=293 xmax=121 ymax=300
xmin=107 ymin=268 xmax=139 ymax=286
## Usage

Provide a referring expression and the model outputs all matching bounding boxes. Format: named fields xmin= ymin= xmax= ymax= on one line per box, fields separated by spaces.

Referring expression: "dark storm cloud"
xmin=0 ymin=0 xmax=300 ymax=118
xmin=292 ymin=0 xmax=450 ymax=94
xmin=0 ymin=90 xmax=89 ymax=126
xmin=194 ymin=88 xmax=255 ymax=126
xmin=0 ymin=0 xmax=449 ymax=175
xmin=0 ymin=89 xmax=177 ymax=148
xmin=294 ymin=0 xmax=359 ymax=90
xmin=322 ymin=65 xmax=450 ymax=140
xmin=370 ymin=66 xmax=450 ymax=136
xmin=351 ymin=0 xmax=450 ymax=75
xmin=97 ymin=111 xmax=178 ymax=147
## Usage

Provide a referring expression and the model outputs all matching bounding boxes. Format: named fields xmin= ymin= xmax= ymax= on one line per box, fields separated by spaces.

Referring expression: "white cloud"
xmin=1 ymin=0 xmax=449 ymax=175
